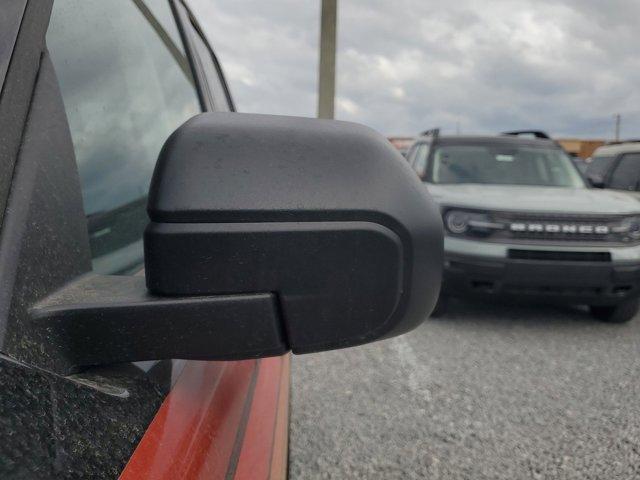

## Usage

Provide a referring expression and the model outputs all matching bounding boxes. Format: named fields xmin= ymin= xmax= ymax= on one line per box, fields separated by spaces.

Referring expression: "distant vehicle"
xmin=569 ymin=154 xmax=589 ymax=174
xmin=586 ymin=141 xmax=640 ymax=192
xmin=388 ymin=136 xmax=415 ymax=157
xmin=407 ymin=129 xmax=640 ymax=322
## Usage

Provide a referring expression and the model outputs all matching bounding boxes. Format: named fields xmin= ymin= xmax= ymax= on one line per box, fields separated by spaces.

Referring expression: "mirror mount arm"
xmin=29 ymin=274 xmax=288 ymax=375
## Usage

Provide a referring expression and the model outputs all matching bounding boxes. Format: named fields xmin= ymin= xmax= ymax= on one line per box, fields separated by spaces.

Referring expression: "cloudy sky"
xmin=190 ymin=0 xmax=640 ymax=139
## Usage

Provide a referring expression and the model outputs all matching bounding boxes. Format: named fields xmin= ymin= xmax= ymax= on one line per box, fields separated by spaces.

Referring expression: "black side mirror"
xmin=145 ymin=113 xmax=443 ymax=356
xmin=18 ymin=113 xmax=443 ymax=374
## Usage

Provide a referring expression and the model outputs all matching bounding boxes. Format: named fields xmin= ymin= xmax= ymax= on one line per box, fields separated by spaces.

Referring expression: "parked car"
xmin=388 ymin=136 xmax=416 ymax=157
xmin=406 ymin=130 xmax=640 ymax=322
xmin=0 ymin=1 xmax=443 ymax=478
xmin=586 ymin=141 xmax=640 ymax=192
xmin=570 ymin=154 xmax=589 ymax=174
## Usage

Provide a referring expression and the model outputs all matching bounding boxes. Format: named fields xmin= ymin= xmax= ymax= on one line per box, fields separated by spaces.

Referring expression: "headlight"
xmin=612 ymin=216 xmax=640 ymax=242
xmin=443 ymin=209 xmax=503 ymax=236
xmin=444 ymin=210 xmax=471 ymax=234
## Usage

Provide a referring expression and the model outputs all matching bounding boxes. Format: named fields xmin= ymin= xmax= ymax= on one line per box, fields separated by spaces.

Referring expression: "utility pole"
xmin=614 ymin=114 xmax=621 ymax=141
xmin=317 ymin=0 xmax=337 ymax=119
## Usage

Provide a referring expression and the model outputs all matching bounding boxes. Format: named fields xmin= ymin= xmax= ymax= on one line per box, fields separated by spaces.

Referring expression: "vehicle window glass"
xmin=413 ymin=144 xmax=430 ymax=178
xmin=47 ymin=0 xmax=201 ymax=274
xmin=586 ymin=155 xmax=615 ymax=178
xmin=135 ymin=0 xmax=184 ymax=47
xmin=428 ymin=144 xmax=585 ymax=187
xmin=609 ymin=153 xmax=640 ymax=190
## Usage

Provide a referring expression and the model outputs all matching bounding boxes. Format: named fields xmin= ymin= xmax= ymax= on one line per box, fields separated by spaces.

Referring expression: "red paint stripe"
xmin=232 ymin=356 xmax=285 ymax=480
xmin=119 ymin=359 xmax=257 ymax=480
xmin=269 ymin=355 xmax=290 ymax=479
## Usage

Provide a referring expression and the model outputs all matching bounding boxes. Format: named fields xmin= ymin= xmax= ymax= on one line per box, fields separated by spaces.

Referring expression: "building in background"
xmin=388 ymin=136 xmax=415 ymax=157
xmin=557 ymin=138 xmax=605 ymax=159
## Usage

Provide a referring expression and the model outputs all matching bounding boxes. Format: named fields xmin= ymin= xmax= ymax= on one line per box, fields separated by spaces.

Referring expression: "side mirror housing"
xmin=145 ymin=113 xmax=443 ymax=355
xmin=21 ymin=113 xmax=442 ymax=374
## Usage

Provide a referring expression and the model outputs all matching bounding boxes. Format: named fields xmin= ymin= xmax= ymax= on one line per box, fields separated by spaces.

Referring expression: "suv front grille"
xmin=492 ymin=211 xmax=625 ymax=244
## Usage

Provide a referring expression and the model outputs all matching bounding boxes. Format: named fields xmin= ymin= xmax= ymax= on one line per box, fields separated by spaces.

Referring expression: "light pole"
xmin=317 ymin=0 xmax=337 ymax=119
xmin=614 ymin=113 xmax=621 ymax=141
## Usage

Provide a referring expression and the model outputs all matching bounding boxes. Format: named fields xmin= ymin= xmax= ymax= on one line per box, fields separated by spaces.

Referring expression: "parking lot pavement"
xmin=289 ymin=298 xmax=640 ymax=480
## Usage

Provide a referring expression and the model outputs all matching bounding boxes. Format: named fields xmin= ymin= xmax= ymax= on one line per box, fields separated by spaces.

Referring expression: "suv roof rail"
xmin=501 ymin=130 xmax=551 ymax=140
xmin=420 ymin=128 xmax=440 ymax=138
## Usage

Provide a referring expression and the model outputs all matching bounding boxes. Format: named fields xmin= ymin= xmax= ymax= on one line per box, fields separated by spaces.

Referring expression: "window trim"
xmin=171 ymin=0 xmax=235 ymax=112
xmin=0 ymin=0 xmax=52 ymax=231
xmin=131 ymin=0 xmax=194 ymax=88
xmin=0 ymin=0 xmax=28 ymax=89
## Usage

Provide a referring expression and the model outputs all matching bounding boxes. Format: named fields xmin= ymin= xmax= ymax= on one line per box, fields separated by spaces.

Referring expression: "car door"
xmin=0 ymin=1 xmax=288 ymax=478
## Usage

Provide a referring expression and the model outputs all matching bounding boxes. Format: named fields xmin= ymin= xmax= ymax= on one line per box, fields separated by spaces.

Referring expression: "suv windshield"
xmin=427 ymin=143 xmax=586 ymax=187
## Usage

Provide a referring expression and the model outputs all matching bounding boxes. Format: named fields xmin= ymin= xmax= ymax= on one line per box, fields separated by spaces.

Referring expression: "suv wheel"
xmin=430 ymin=295 xmax=448 ymax=318
xmin=590 ymin=298 xmax=640 ymax=323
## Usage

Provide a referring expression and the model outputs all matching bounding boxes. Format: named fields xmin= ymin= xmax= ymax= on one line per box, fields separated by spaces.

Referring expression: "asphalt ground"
xmin=289 ymin=298 xmax=640 ymax=479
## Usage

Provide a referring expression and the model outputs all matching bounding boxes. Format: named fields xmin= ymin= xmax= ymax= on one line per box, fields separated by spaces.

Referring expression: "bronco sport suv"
xmin=407 ymin=130 xmax=640 ymax=322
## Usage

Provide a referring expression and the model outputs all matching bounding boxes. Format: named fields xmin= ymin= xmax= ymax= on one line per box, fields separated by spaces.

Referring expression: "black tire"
xmin=590 ymin=298 xmax=640 ymax=323
xmin=430 ymin=295 xmax=448 ymax=318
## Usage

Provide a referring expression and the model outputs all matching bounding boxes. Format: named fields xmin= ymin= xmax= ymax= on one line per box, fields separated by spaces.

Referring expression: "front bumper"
xmin=443 ymin=237 xmax=640 ymax=305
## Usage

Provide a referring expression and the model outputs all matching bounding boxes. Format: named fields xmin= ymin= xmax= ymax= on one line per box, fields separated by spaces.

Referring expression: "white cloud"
xmin=223 ymin=61 xmax=256 ymax=87
xmin=190 ymin=0 xmax=640 ymax=139
xmin=391 ymin=86 xmax=406 ymax=100
xmin=336 ymin=96 xmax=359 ymax=115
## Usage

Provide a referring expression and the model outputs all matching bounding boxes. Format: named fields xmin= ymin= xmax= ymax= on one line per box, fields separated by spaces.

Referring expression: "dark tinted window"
xmin=47 ymin=0 xmax=201 ymax=273
xmin=586 ymin=155 xmax=615 ymax=178
xmin=609 ymin=153 xmax=640 ymax=190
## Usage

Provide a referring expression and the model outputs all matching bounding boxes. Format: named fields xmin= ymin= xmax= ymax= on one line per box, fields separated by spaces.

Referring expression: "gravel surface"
xmin=289 ymin=298 xmax=640 ymax=479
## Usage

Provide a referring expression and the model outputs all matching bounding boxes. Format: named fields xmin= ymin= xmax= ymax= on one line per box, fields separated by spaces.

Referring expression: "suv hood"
xmin=427 ymin=184 xmax=640 ymax=215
